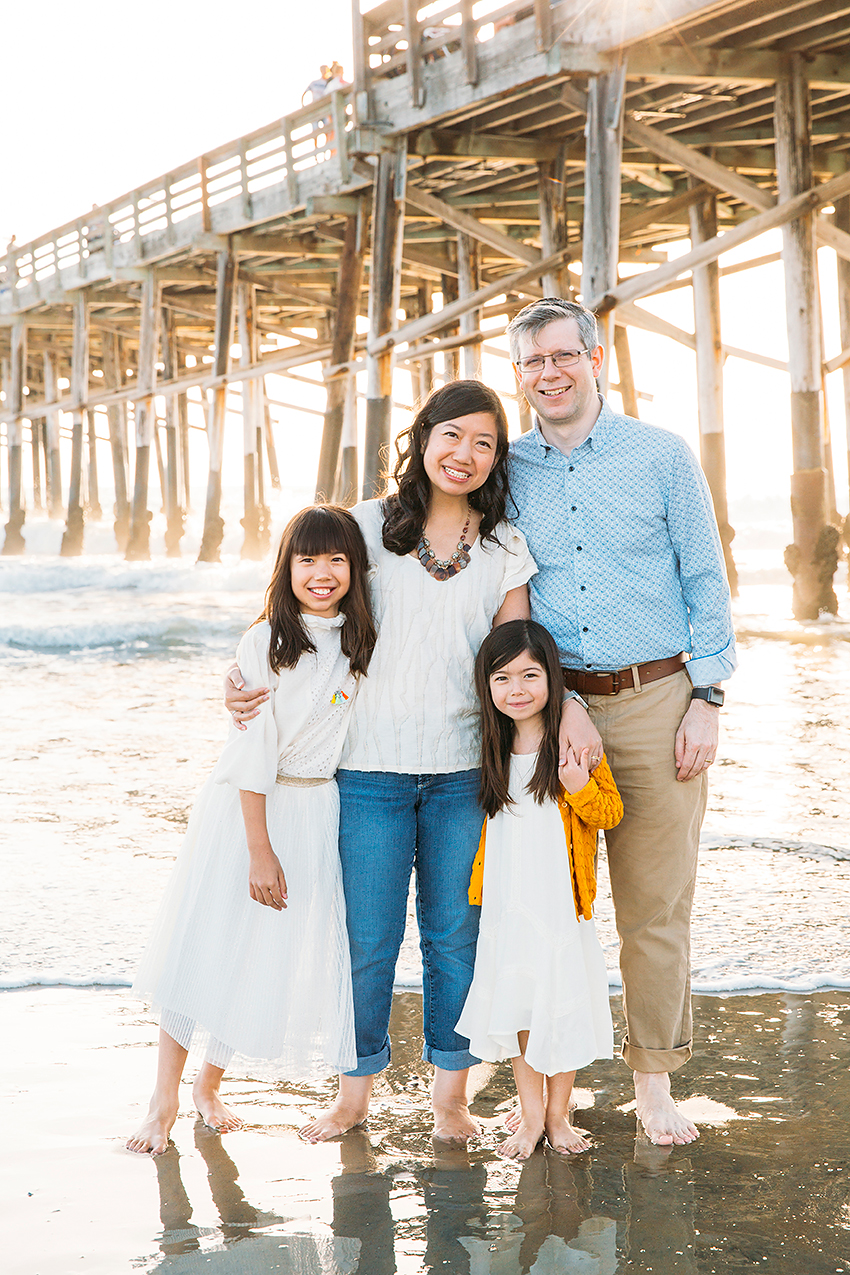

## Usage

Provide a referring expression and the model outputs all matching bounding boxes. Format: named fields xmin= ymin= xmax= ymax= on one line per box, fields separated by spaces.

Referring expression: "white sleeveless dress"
xmin=132 ymin=614 xmax=357 ymax=1078
xmin=456 ymin=753 xmax=614 ymax=1077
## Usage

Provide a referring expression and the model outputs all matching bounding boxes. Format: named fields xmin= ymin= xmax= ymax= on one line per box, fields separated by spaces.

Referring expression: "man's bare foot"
xmin=497 ymin=1118 xmax=544 ymax=1161
xmin=192 ymin=1077 xmax=243 ymax=1133
xmin=432 ymin=1099 xmax=480 ymax=1143
xmin=545 ymin=1114 xmax=591 ymax=1155
xmin=633 ymin=1071 xmax=698 ymax=1146
xmin=299 ymin=1097 xmax=369 ymax=1143
xmin=126 ymin=1101 xmax=179 ymax=1155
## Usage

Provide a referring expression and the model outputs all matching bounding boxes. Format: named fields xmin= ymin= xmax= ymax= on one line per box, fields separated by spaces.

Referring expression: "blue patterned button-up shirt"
xmin=508 ymin=398 xmax=737 ymax=686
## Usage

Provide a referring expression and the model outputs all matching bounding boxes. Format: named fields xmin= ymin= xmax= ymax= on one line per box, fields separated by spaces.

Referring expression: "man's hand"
xmin=224 ymin=664 xmax=269 ymax=732
xmin=674 ymin=698 xmax=719 ymax=781
xmin=559 ymin=697 xmax=603 ymax=769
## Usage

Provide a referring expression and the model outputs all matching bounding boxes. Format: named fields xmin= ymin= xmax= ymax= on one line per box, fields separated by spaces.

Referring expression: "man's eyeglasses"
xmin=515 ymin=349 xmax=588 ymax=373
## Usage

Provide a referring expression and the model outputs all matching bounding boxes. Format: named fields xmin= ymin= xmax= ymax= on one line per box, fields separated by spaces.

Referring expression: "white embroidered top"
xmin=214 ymin=614 xmax=357 ymax=793
xmin=340 ymin=499 xmax=537 ymax=774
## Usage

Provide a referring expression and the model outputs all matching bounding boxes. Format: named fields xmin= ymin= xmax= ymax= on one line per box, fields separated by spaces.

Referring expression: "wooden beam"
xmin=42 ymin=348 xmax=62 ymax=519
xmin=689 ymin=186 xmax=737 ymax=595
xmin=125 ymin=272 xmax=161 ymax=560
xmin=237 ymin=281 xmax=263 ymax=560
xmin=1 ymin=320 xmax=26 ymax=554
xmin=316 ymin=214 xmax=366 ymax=501
xmin=411 ymin=128 xmax=559 ymax=162
xmin=405 ymin=185 xmax=540 ymax=267
xmin=585 ymin=166 xmax=850 ymax=312
xmin=102 ymin=332 xmax=129 ymax=549
xmin=621 ymin=43 xmax=850 ymax=91
xmin=367 ymin=244 xmax=572 ymax=357
xmin=60 ymin=297 xmax=88 ymax=557
xmin=198 ymin=250 xmax=236 ymax=562
xmin=621 ymin=110 xmax=850 ymax=264
xmin=582 ymin=63 xmax=626 ymax=388
xmin=775 ymin=56 xmax=831 ymax=621
xmin=364 ymin=142 xmax=406 ymax=499
xmin=457 ymin=233 xmax=482 ymax=378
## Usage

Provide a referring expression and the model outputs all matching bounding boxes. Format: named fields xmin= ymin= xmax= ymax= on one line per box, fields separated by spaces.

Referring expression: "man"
xmin=506 ymin=297 xmax=736 ymax=1146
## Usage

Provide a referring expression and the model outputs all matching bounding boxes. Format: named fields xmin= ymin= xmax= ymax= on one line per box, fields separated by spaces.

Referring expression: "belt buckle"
xmin=610 ymin=669 xmax=621 ymax=695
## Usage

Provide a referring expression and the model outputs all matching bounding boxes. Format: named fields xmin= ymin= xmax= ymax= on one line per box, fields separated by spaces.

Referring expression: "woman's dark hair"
xmin=257 ymin=504 xmax=376 ymax=676
xmin=474 ymin=619 xmax=565 ymax=818
xmin=381 ymin=379 xmax=512 ymax=556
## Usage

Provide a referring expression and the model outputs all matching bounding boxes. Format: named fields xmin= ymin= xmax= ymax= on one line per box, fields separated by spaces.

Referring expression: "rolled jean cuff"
xmin=343 ymin=1043 xmax=391 ymax=1078
xmin=621 ymin=1035 xmax=692 ymax=1074
xmin=422 ymin=1044 xmax=480 ymax=1071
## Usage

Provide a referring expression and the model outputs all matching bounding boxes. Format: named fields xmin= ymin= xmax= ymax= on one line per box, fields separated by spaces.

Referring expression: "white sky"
xmin=4 ymin=1 xmax=848 ymax=523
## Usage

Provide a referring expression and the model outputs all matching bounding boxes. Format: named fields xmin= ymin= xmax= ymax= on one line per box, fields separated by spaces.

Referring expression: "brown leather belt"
xmin=563 ymin=654 xmax=686 ymax=697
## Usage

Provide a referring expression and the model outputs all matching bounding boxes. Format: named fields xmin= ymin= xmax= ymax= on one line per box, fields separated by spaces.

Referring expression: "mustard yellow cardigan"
xmin=468 ymin=756 xmax=623 ymax=921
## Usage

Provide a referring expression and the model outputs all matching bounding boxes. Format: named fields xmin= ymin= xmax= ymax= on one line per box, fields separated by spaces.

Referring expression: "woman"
xmin=229 ymin=381 xmax=537 ymax=1141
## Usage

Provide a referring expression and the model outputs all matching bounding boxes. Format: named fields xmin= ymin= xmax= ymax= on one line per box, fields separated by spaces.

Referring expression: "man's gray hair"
xmin=506 ymin=299 xmax=599 ymax=363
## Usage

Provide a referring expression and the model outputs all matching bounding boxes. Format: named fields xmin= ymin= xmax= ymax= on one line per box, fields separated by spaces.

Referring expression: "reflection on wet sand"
xmin=130 ymin=990 xmax=850 ymax=1274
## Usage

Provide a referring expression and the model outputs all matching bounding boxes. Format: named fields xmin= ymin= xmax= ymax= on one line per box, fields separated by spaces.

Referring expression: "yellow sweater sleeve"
xmin=468 ymin=819 xmax=487 ymax=905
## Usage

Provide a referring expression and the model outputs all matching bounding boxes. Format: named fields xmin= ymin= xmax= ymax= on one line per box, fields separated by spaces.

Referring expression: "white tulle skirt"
xmin=132 ymin=774 xmax=356 ymax=1078
xmin=455 ymin=754 xmax=613 ymax=1077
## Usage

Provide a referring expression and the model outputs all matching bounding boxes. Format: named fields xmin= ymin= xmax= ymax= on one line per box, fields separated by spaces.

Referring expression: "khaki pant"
xmin=587 ymin=669 xmax=707 ymax=1074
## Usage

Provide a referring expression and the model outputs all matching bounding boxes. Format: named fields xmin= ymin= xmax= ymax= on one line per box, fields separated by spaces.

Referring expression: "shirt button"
xmin=580 ymin=585 xmax=586 ymax=591
xmin=571 ymin=505 xmax=577 ymax=512
xmin=582 ymin=626 xmax=589 ymax=633
xmin=568 ymin=465 xmax=575 ymax=472
xmin=576 ymin=545 xmax=582 ymax=551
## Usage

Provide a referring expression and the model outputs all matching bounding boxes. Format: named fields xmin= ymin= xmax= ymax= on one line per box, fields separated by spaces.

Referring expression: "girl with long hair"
xmin=456 ymin=619 xmax=622 ymax=1160
xmin=127 ymin=505 xmax=376 ymax=1155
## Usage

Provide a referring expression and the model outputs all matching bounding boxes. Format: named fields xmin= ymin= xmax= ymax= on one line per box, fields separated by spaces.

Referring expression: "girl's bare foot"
xmin=126 ymin=1100 xmax=179 ymax=1155
xmin=497 ymin=1118 xmax=544 ymax=1161
xmin=545 ymin=1114 xmax=591 ymax=1155
xmin=192 ymin=1075 xmax=243 ymax=1133
xmin=300 ymin=1075 xmax=372 ymax=1143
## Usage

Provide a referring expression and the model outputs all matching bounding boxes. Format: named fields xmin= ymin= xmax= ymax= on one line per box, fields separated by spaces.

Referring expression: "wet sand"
xmin=4 ymin=987 xmax=850 ymax=1275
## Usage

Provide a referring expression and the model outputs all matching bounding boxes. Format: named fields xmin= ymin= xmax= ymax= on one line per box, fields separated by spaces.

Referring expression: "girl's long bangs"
xmin=288 ymin=506 xmax=363 ymax=559
xmin=480 ymin=620 xmax=557 ymax=681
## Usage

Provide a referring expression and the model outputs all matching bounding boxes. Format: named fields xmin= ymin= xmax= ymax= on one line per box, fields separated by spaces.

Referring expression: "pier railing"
xmin=0 ymin=90 xmax=355 ymax=312
xmin=352 ymin=0 xmax=557 ymax=116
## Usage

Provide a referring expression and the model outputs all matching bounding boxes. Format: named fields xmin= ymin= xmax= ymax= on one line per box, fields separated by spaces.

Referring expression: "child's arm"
xmin=240 ymin=790 xmax=288 ymax=910
xmin=559 ymin=755 xmax=624 ymax=831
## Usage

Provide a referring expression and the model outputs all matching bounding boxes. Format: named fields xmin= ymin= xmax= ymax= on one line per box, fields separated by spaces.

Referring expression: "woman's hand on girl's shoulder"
xmin=224 ymin=664 xmax=269 ymax=732
xmin=559 ymin=746 xmax=591 ymax=795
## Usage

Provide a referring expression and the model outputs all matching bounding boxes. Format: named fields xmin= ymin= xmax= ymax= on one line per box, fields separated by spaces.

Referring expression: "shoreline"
xmin=5 ymin=985 xmax=850 ymax=1275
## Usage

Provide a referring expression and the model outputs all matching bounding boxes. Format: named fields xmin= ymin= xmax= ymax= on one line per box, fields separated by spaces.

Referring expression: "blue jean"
xmin=336 ymin=768 xmax=483 ymax=1076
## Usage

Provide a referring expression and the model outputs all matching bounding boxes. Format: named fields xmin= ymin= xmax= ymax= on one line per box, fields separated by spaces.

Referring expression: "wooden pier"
xmin=3 ymin=0 xmax=850 ymax=617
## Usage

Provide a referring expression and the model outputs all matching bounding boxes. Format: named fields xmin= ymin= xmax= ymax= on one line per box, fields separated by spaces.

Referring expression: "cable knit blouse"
xmin=339 ymin=499 xmax=537 ymax=774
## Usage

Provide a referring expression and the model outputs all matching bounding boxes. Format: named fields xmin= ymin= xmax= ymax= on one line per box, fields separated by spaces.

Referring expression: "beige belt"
xmin=275 ymin=774 xmax=330 ymax=787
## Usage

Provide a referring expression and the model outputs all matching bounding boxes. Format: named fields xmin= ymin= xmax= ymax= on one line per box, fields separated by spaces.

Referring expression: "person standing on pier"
xmin=506 ymin=297 xmax=736 ymax=1146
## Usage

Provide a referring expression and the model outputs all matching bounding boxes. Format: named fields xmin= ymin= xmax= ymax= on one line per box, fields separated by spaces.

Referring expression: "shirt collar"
xmin=531 ymin=394 xmax=613 ymax=455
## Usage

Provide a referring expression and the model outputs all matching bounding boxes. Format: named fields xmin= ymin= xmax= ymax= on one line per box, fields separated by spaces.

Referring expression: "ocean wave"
xmin=0 ymin=613 xmax=246 ymax=657
xmin=701 ymin=834 xmax=850 ymax=862
xmin=0 ymin=974 xmax=133 ymax=991
xmin=0 ymin=556 xmax=270 ymax=596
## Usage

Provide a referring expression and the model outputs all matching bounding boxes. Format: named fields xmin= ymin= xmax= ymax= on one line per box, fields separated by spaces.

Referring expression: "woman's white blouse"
xmin=340 ymin=499 xmax=537 ymax=774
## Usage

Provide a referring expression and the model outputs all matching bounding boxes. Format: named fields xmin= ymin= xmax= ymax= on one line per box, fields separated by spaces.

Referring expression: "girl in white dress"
xmin=456 ymin=619 xmax=622 ymax=1161
xmin=126 ymin=505 xmax=376 ymax=1155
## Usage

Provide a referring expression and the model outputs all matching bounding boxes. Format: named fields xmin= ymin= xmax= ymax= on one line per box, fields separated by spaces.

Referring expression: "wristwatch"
xmin=691 ymin=686 xmax=724 ymax=707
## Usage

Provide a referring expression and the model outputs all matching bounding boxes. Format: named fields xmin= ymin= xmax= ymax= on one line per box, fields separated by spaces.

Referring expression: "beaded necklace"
xmin=416 ymin=512 xmax=473 ymax=582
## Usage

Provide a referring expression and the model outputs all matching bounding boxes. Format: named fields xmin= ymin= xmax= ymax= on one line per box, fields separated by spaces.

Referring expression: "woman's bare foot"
xmin=432 ymin=1099 xmax=480 ymax=1143
xmin=126 ymin=1099 xmax=179 ymax=1155
xmin=300 ymin=1075 xmax=372 ymax=1143
xmin=497 ymin=1118 xmax=544 ymax=1161
xmin=431 ymin=1066 xmax=480 ymax=1143
xmin=545 ymin=1114 xmax=591 ymax=1155
xmin=634 ymin=1071 xmax=698 ymax=1146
